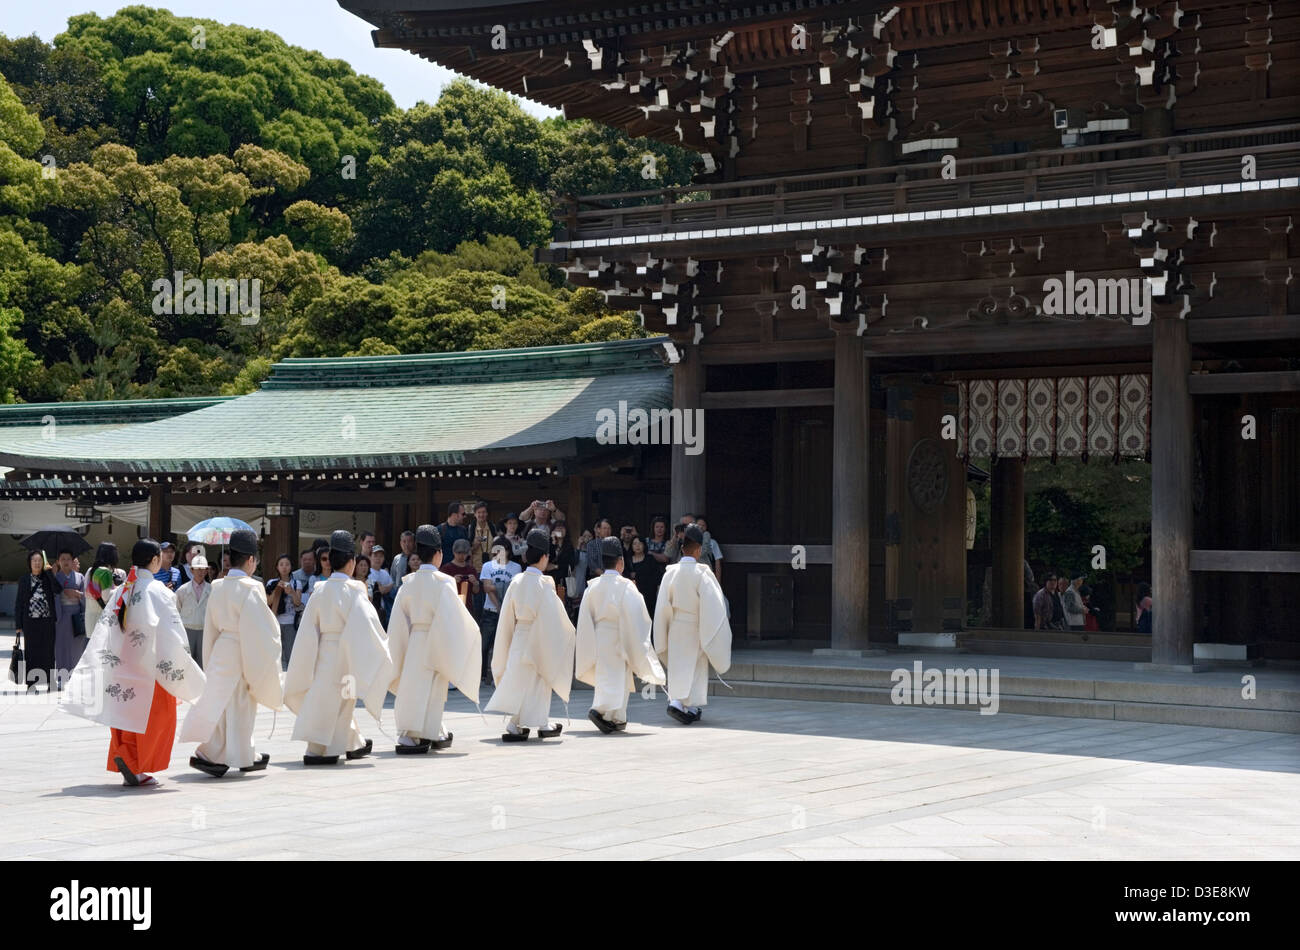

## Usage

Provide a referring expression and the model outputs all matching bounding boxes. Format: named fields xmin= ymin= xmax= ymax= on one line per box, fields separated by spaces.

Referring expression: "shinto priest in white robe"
xmin=484 ymin=566 xmax=575 ymax=729
xmin=178 ymin=569 xmax=284 ymax=768
xmin=387 ymin=563 xmax=481 ymax=741
xmin=284 ymin=572 xmax=393 ymax=756
xmin=652 ymin=556 xmax=732 ymax=708
xmin=62 ymin=571 xmax=206 ymax=733
xmin=576 ymin=569 xmax=664 ymax=724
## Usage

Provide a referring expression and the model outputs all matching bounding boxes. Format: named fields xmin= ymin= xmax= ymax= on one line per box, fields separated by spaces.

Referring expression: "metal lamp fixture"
xmin=265 ymin=501 xmax=296 ymax=518
xmin=65 ymin=500 xmax=101 ymax=523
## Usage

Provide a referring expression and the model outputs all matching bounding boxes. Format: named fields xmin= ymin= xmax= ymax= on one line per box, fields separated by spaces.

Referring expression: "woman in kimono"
xmin=283 ymin=530 xmax=393 ymax=766
xmin=485 ymin=529 xmax=575 ymax=742
xmin=576 ymin=537 xmax=665 ymax=733
xmin=652 ymin=525 xmax=732 ymax=725
xmin=182 ymin=530 xmax=284 ymax=777
xmin=387 ymin=525 xmax=481 ymax=754
xmin=53 ymin=548 xmax=87 ymax=679
xmin=62 ymin=539 xmax=206 ymax=787
xmin=15 ymin=551 xmax=58 ymax=693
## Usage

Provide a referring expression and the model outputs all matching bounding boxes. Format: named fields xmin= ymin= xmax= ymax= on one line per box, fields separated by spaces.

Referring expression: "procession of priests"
xmin=59 ymin=523 xmax=732 ymax=786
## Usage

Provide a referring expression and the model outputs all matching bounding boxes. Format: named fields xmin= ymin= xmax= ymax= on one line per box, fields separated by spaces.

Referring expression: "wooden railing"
xmin=553 ymin=124 xmax=1300 ymax=244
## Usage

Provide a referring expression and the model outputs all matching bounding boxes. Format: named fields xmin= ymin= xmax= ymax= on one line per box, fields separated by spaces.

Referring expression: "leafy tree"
xmin=51 ymin=7 xmax=393 ymax=205
xmin=543 ymin=117 xmax=696 ymax=200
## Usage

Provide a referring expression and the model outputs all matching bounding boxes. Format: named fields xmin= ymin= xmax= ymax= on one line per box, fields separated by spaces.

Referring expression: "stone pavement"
xmin=1 ymin=681 xmax=1296 ymax=860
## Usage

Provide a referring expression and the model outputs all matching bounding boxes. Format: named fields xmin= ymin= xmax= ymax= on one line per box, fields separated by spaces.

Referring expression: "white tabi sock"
xmin=397 ymin=735 xmax=419 ymax=746
xmin=506 ymin=720 xmax=524 ymax=735
xmin=670 ymin=699 xmax=686 ymax=712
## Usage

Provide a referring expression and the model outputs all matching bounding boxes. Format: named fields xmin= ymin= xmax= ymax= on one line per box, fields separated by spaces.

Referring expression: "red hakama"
xmin=106 ymin=682 xmax=178 ymax=774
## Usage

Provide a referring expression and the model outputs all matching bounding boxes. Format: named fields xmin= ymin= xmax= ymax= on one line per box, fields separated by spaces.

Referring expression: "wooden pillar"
xmin=989 ymin=457 xmax=1025 ymax=628
xmin=832 ymin=330 xmax=870 ymax=649
xmin=567 ymin=474 xmax=589 ymax=535
xmin=147 ymin=483 xmax=170 ymax=542
xmin=411 ymin=478 xmax=434 ymax=528
xmin=1151 ymin=313 xmax=1194 ymax=666
xmin=670 ymin=350 xmax=705 ymax=520
xmin=265 ymin=480 xmax=296 ymax=566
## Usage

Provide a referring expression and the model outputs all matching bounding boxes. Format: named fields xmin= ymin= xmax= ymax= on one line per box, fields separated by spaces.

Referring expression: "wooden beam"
xmin=1189 ymin=316 xmax=1300 ymax=345
xmin=700 ymin=339 xmax=833 ymax=364
xmin=701 ymin=388 xmax=834 ymax=409
xmin=1188 ymin=371 xmax=1300 ymax=395
xmin=1190 ymin=550 xmax=1300 ymax=573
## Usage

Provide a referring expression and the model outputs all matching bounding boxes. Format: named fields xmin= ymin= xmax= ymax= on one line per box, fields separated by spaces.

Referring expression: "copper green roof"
xmin=0 ymin=396 xmax=234 ymax=444
xmin=0 ymin=339 xmax=673 ymax=475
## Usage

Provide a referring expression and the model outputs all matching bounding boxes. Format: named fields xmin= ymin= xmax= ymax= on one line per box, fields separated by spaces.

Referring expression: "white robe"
xmin=178 ymin=573 xmax=284 ymax=768
xmin=576 ymin=571 xmax=664 ymax=722
xmin=284 ymin=573 xmax=393 ymax=756
xmin=62 ymin=576 xmax=205 ymax=731
xmin=485 ymin=568 xmax=575 ymax=729
xmin=652 ymin=559 xmax=732 ymax=708
xmin=387 ymin=566 xmax=481 ymax=740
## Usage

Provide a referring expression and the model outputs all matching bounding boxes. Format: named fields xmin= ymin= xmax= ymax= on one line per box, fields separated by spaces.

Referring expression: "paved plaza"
xmin=1 ymin=674 xmax=1296 ymax=860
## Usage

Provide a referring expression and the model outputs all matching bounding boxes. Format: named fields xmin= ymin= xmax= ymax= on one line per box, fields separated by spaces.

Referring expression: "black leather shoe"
xmin=238 ymin=753 xmax=269 ymax=773
xmin=430 ymin=733 xmax=453 ymax=750
xmin=190 ymin=755 xmax=230 ymax=778
xmin=537 ymin=723 xmax=563 ymax=738
xmin=501 ymin=728 xmax=530 ymax=742
xmin=346 ymin=738 xmax=374 ymax=760
xmin=303 ymin=754 xmax=340 ymax=766
xmin=395 ymin=739 xmax=432 ymax=755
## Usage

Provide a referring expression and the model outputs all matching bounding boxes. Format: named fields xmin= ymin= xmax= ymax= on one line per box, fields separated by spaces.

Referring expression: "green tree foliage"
xmin=51 ymin=6 xmax=393 ymax=208
xmin=0 ymin=19 xmax=678 ymax=406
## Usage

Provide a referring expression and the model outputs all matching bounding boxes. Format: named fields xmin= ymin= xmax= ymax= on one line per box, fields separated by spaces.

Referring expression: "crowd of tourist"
xmin=8 ymin=501 xmax=725 ymax=693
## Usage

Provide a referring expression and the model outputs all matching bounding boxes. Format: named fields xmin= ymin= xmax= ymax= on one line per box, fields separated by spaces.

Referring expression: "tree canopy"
xmin=0 ymin=7 xmax=698 ymax=405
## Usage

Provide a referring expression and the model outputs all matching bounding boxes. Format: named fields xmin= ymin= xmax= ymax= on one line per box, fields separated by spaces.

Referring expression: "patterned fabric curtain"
xmin=954 ymin=375 xmax=1150 ymax=461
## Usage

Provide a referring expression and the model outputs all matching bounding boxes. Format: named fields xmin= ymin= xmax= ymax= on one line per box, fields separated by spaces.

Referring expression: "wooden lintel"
xmin=1187 ymin=371 xmax=1300 ymax=394
xmin=701 ymin=388 xmax=834 ymax=409
xmin=699 ymin=339 xmax=833 ymax=364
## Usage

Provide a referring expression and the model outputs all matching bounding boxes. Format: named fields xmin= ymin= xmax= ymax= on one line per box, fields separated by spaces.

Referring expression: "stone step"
xmin=957 ymin=638 xmax=1150 ymax=662
xmin=961 ymin=628 xmax=1152 ymax=647
xmin=710 ymin=679 xmax=1300 ymax=733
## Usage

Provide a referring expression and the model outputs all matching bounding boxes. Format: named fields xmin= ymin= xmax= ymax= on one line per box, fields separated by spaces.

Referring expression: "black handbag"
xmin=72 ymin=611 xmax=86 ymax=639
xmin=8 ymin=630 xmax=24 ymax=685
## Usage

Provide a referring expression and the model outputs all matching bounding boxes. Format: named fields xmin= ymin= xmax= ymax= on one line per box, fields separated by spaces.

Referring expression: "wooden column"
xmin=989 ymin=457 xmax=1025 ymax=628
xmin=832 ymin=330 xmax=871 ymax=649
xmin=567 ymin=474 xmax=589 ymax=534
xmin=411 ymin=478 xmax=434 ymax=528
xmin=1151 ymin=313 xmax=1194 ymax=665
xmin=147 ymin=483 xmax=170 ymax=542
xmin=264 ymin=480 xmax=296 ymax=566
xmin=670 ymin=350 xmax=705 ymax=520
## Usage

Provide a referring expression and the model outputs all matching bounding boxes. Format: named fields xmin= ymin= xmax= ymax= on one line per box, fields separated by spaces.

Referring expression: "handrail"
xmin=563 ymin=122 xmax=1300 ymax=209
xmin=554 ymin=140 xmax=1300 ymax=241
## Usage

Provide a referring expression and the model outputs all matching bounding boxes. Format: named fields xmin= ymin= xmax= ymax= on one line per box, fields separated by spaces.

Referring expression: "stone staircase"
xmin=707 ymin=650 xmax=1300 ymax=733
